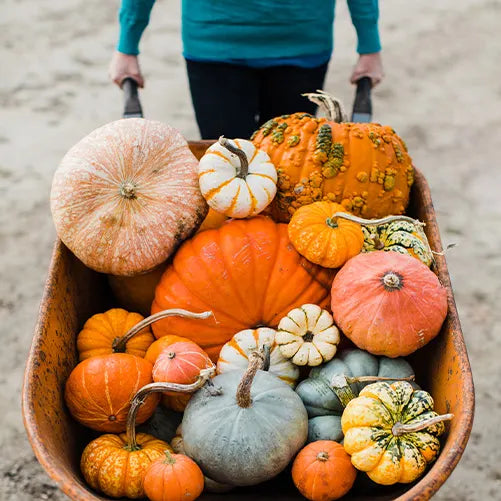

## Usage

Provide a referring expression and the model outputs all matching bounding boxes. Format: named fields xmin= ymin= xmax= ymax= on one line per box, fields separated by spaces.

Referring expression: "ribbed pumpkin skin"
xmin=145 ymin=335 xmax=190 ymax=365
xmin=76 ymin=308 xmax=154 ymax=361
xmin=292 ymin=440 xmax=357 ymax=501
xmin=50 ymin=118 xmax=208 ymax=276
xmin=80 ymin=432 xmax=170 ymax=499
xmin=331 ymin=252 xmax=448 ymax=357
xmin=152 ymin=217 xmax=335 ymax=360
xmin=65 ymin=354 xmax=159 ymax=432
xmin=252 ymin=114 xmax=413 ymax=222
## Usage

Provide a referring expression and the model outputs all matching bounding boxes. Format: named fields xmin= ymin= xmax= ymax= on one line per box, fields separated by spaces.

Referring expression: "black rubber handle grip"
xmin=352 ymin=76 xmax=372 ymax=118
xmin=122 ymin=77 xmax=143 ymax=118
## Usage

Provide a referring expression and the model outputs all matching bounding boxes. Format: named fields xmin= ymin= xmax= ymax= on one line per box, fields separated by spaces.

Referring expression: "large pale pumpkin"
xmin=331 ymin=251 xmax=448 ymax=357
xmin=51 ymin=118 xmax=207 ymax=276
xmin=251 ymin=91 xmax=413 ymax=222
xmin=152 ymin=216 xmax=335 ymax=360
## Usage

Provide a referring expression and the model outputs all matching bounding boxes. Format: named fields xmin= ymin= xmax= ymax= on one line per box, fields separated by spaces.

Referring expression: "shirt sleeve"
xmin=117 ymin=0 xmax=156 ymax=55
xmin=347 ymin=0 xmax=381 ymax=54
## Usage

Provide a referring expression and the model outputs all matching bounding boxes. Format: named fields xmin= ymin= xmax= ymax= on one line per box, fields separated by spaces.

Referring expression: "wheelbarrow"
xmin=22 ymin=78 xmax=474 ymax=500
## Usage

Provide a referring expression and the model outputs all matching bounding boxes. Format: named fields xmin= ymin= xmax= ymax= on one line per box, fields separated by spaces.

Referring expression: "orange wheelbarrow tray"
xmin=22 ymin=142 xmax=474 ymax=501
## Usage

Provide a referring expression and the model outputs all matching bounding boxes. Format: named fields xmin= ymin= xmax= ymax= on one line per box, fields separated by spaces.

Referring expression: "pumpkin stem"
xmin=325 ymin=217 xmax=339 ymax=229
xmin=236 ymin=346 xmax=270 ymax=408
xmin=218 ymin=136 xmax=249 ymax=179
xmin=302 ymin=90 xmax=348 ymax=123
xmin=392 ymin=413 xmax=454 ymax=436
xmin=120 ymin=181 xmax=137 ymax=199
xmin=163 ymin=450 xmax=176 ymax=465
xmin=382 ymin=271 xmax=404 ymax=291
xmin=316 ymin=451 xmax=329 ymax=462
xmin=345 ymin=375 xmax=415 ymax=384
xmin=125 ymin=367 xmax=215 ymax=450
xmin=112 ymin=308 xmax=213 ymax=353
xmin=333 ymin=212 xmax=426 ymax=227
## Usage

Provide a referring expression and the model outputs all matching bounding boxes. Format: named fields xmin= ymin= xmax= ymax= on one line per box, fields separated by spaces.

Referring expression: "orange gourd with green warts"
xmin=251 ymin=91 xmax=413 ymax=222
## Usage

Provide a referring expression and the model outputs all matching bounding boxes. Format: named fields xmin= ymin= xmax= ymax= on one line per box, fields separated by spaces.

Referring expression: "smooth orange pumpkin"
xmin=331 ymin=251 xmax=448 ymax=357
xmin=76 ymin=308 xmax=154 ymax=361
xmin=197 ymin=208 xmax=228 ymax=233
xmin=143 ymin=450 xmax=204 ymax=501
xmin=292 ymin=440 xmax=357 ymax=501
xmin=51 ymin=118 xmax=208 ymax=276
xmin=252 ymin=92 xmax=413 ymax=222
xmin=65 ymin=353 xmax=159 ymax=432
xmin=145 ymin=335 xmax=190 ymax=365
xmin=288 ymin=201 xmax=364 ymax=268
xmin=152 ymin=216 xmax=335 ymax=360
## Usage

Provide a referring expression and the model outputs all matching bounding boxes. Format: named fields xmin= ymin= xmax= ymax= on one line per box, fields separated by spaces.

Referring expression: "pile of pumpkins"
xmin=51 ymin=93 xmax=453 ymax=501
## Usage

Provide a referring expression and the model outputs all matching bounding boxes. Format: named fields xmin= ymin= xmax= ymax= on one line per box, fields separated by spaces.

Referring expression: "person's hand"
xmin=350 ymin=53 xmax=384 ymax=86
xmin=109 ymin=51 xmax=144 ymax=88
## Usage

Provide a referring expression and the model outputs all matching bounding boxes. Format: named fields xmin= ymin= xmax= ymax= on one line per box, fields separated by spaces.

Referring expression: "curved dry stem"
xmin=218 ymin=136 xmax=249 ymax=179
xmin=302 ymin=90 xmax=348 ymax=122
xmin=333 ymin=212 xmax=426 ymax=227
xmin=392 ymin=413 xmax=454 ymax=436
xmin=236 ymin=347 xmax=269 ymax=408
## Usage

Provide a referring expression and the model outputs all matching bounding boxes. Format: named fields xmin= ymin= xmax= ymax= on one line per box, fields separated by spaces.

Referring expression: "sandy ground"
xmin=1 ymin=0 xmax=500 ymax=499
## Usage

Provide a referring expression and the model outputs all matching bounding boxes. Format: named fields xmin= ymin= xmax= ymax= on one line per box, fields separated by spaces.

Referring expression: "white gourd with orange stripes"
xmin=198 ymin=137 xmax=277 ymax=218
xmin=216 ymin=328 xmax=299 ymax=387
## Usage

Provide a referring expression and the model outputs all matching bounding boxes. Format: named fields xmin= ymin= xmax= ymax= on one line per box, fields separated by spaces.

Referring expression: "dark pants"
xmin=185 ymin=59 xmax=329 ymax=139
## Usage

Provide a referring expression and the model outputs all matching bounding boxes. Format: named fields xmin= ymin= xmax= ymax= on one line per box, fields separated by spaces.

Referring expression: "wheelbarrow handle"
xmin=351 ymin=76 xmax=372 ymax=122
xmin=122 ymin=77 xmax=143 ymax=119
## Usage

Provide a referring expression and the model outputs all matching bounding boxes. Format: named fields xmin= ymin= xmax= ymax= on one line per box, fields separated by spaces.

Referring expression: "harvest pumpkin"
xmin=331 ymin=251 xmax=448 ymax=357
xmin=292 ymin=441 xmax=357 ymax=501
xmin=288 ymin=202 xmax=364 ymax=268
xmin=276 ymin=304 xmax=340 ymax=366
xmin=143 ymin=450 xmax=204 ymax=501
xmin=198 ymin=137 xmax=277 ymax=218
xmin=217 ymin=327 xmax=299 ymax=386
xmin=182 ymin=348 xmax=308 ymax=486
xmin=145 ymin=335 xmax=190 ymax=365
xmin=51 ymin=118 xmax=207 ymax=276
xmin=152 ymin=216 xmax=335 ymax=360
xmin=295 ymin=349 xmax=416 ymax=442
xmin=251 ymin=91 xmax=414 ymax=222
xmin=196 ymin=208 xmax=228 ymax=233
xmin=342 ymin=381 xmax=453 ymax=484
xmin=65 ymin=353 xmax=159 ymax=432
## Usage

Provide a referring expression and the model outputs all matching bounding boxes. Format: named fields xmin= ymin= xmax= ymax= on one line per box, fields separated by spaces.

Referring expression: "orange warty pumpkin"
xmin=50 ymin=118 xmax=208 ymax=276
xmin=331 ymin=251 xmax=448 ymax=357
xmin=145 ymin=335 xmax=190 ymax=365
xmin=292 ymin=440 xmax=357 ymax=501
xmin=77 ymin=308 xmax=154 ymax=361
xmin=152 ymin=217 xmax=335 ymax=360
xmin=143 ymin=450 xmax=204 ymax=501
xmin=65 ymin=353 xmax=159 ymax=432
xmin=252 ymin=92 xmax=413 ymax=222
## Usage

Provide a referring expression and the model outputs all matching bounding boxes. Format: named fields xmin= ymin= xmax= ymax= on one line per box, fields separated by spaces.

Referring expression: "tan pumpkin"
xmin=276 ymin=304 xmax=340 ymax=366
xmin=198 ymin=137 xmax=277 ymax=218
xmin=51 ymin=118 xmax=208 ymax=276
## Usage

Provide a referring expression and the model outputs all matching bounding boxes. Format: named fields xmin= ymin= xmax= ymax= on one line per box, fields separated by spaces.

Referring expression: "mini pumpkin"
xmin=217 ymin=327 xmax=299 ymax=386
xmin=51 ymin=118 xmax=207 ymax=275
xmin=198 ymin=137 xmax=277 ymax=218
xmin=331 ymin=251 xmax=448 ymax=357
xmin=276 ymin=304 xmax=340 ymax=366
xmin=292 ymin=441 xmax=357 ymax=501
xmin=145 ymin=335 xmax=190 ymax=365
xmin=342 ymin=381 xmax=453 ymax=485
xmin=143 ymin=450 xmax=204 ymax=501
xmin=288 ymin=201 xmax=364 ymax=268
xmin=251 ymin=91 xmax=413 ymax=222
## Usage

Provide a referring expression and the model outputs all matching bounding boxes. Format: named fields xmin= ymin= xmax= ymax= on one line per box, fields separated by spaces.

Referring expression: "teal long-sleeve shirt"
xmin=118 ymin=1 xmax=381 ymax=64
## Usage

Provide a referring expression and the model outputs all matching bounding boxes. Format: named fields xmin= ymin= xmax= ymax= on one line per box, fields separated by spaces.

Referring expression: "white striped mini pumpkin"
xmin=216 ymin=327 xmax=299 ymax=387
xmin=198 ymin=137 xmax=277 ymax=218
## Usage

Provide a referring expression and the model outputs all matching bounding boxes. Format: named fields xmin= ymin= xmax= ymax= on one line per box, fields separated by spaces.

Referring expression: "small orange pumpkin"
xmin=143 ymin=450 xmax=204 ymax=501
xmin=145 ymin=335 xmax=190 ymax=365
xmin=292 ymin=440 xmax=357 ymax=501
xmin=65 ymin=353 xmax=159 ymax=432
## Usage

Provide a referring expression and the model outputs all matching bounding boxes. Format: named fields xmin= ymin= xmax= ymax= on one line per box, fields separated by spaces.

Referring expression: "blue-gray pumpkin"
xmin=182 ymin=350 xmax=308 ymax=486
xmin=295 ymin=348 xmax=416 ymax=443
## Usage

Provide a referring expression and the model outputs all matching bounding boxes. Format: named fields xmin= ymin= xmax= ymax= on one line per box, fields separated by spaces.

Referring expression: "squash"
xmin=152 ymin=216 xmax=335 ymax=360
xmin=331 ymin=251 xmax=448 ymax=357
xmin=182 ymin=348 xmax=308 ymax=486
xmin=217 ymin=327 xmax=299 ymax=386
xmin=288 ymin=202 xmax=364 ymax=268
xmin=50 ymin=118 xmax=207 ymax=276
xmin=251 ymin=91 xmax=413 ymax=222
xmin=198 ymin=137 xmax=277 ymax=218
xmin=276 ymin=304 xmax=340 ymax=367
xmin=334 ymin=212 xmax=434 ymax=267
xmin=295 ymin=349 xmax=416 ymax=442
xmin=65 ymin=353 xmax=159 ymax=432
xmin=196 ymin=208 xmax=228 ymax=233
xmin=145 ymin=335 xmax=190 ymax=365
xmin=143 ymin=450 xmax=204 ymax=501
xmin=342 ymin=381 xmax=453 ymax=485
xmin=292 ymin=440 xmax=357 ymax=501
